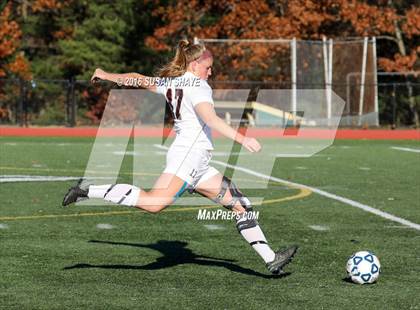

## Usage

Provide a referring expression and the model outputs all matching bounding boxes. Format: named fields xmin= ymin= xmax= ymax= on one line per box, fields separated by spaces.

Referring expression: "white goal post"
xmin=195 ymin=37 xmax=379 ymax=127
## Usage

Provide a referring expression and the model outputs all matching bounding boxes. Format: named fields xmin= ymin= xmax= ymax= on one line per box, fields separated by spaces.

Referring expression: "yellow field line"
xmin=0 ymin=166 xmax=312 ymax=221
xmin=0 ymin=188 xmax=311 ymax=221
xmin=261 ymin=187 xmax=312 ymax=205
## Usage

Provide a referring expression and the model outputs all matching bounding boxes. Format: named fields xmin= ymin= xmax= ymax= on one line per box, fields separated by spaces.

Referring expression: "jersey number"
xmin=166 ymin=89 xmax=183 ymax=120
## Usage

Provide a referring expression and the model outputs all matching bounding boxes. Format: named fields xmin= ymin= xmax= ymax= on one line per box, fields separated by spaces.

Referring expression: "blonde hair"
xmin=157 ymin=39 xmax=209 ymax=77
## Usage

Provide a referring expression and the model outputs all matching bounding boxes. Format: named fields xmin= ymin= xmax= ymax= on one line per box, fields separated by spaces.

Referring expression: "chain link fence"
xmin=0 ymin=78 xmax=418 ymax=127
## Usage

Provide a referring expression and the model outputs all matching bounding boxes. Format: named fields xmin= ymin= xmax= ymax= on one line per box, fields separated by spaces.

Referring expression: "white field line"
xmin=385 ymin=225 xmax=413 ymax=229
xmin=0 ymin=175 xmax=80 ymax=183
xmin=154 ymin=144 xmax=311 ymax=158
xmin=112 ymin=151 xmax=141 ymax=156
xmin=391 ymin=146 xmax=420 ymax=153
xmin=308 ymin=225 xmax=330 ymax=231
xmin=211 ymin=161 xmax=420 ymax=231
xmin=152 ymin=144 xmax=420 ymax=231
xmin=96 ymin=223 xmax=115 ymax=230
xmin=153 ymin=144 xmax=169 ymax=150
xmin=153 ymin=144 xmax=242 ymax=156
xmin=0 ymin=175 xmax=113 ymax=183
xmin=203 ymin=224 xmax=226 ymax=231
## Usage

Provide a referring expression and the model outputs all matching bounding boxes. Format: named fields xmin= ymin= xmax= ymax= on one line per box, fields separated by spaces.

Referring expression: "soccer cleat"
xmin=62 ymin=178 xmax=89 ymax=206
xmin=266 ymin=245 xmax=298 ymax=274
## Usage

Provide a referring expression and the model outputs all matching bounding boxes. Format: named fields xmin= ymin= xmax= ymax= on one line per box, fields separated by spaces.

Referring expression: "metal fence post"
xmin=69 ymin=77 xmax=76 ymax=127
xmin=290 ymin=37 xmax=297 ymax=125
xmin=23 ymin=81 xmax=28 ymax=127
xmin=372 ymin=37 xmax=379 ymax=126
xmin=406 ymin=80 xmax=419 ymax=127
xmin=17 ymin=78 xmax=24 ymax=126
xmin=392 ymin=84 xmax=397 ymax=128
xmin=66 ymin=80 xmax=70 ymax=126
xmin=358 ymin=37 xmax=368 ymax=126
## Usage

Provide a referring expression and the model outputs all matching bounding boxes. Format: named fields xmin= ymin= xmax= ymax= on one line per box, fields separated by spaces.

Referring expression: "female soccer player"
xmin=62 ymin=39 xmax=297 ymax=274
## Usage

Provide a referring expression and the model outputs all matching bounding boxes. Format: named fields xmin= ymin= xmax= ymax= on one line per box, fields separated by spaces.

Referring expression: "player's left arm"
xmin=194 ymin=102 xmax=261 ymax=153
xmin=91 ymin=68 xmax=158 ymax=92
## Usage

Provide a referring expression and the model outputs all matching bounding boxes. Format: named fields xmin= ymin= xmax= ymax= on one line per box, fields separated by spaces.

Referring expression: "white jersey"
xmin=156 ymin=71 xmax=214 ymax=150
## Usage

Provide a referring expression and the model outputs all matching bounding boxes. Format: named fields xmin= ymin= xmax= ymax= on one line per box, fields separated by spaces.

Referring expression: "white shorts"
xmin=163 ymin=145 xmax=219 ymax=189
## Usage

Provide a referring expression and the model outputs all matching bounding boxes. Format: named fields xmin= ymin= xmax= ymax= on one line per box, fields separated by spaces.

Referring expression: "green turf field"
xmin=1 ymin=136 xmax=419 ymax=309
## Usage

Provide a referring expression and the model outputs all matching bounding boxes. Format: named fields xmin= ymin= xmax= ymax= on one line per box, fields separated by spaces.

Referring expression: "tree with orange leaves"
xmin=146 ymin=0 xmax=418 ymax=74
xmin=0 ymin=2 xmax=31 ymax=79
xmin=339 ymin=0 xmax=419 ymax=73
xmin=146 ymin=0 xmax=418 ymax=125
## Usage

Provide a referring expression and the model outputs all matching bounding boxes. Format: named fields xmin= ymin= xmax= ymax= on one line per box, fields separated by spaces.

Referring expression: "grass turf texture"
xmin=1 ymin=137 xmax=419 ymax=309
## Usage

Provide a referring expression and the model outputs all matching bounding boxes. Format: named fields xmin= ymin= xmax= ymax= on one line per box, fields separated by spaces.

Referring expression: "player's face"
xmin=196 ymin=57 xmax=213 ymax=80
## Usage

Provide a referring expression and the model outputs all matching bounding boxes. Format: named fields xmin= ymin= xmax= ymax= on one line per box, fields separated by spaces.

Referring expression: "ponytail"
xmin=157 ymin=39 xmax=207 ymax=77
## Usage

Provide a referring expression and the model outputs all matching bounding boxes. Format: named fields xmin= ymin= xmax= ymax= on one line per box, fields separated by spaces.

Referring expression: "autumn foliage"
xmin=32 ymin=0 xmax=63 ymax=12
xmin=0 ymin=0 xmax=418 ymax=125
xmin=1 ymin=0 xmax=418 ymax=79
xmin=0 ymin=3 xmax=30 ymax=79
xmin=147 ymin=0 xmax=419 ymax=74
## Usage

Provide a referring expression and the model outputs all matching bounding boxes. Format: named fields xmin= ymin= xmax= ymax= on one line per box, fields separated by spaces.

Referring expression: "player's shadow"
xmin=64 ymin=239 xmax=289 ymax=279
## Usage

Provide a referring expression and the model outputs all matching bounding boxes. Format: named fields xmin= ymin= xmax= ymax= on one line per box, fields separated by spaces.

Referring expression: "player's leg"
xmin=137 ymin=173 xmax=187 ymax=213
xmin=194 ymin=171 xmax=275 ymax=263
xmin=63 ymin=144 xmax=196 ymax=212
xmin=194 ymin=169 xmax=297 ymax=273
xmin=62 ymin=173 xmax=187 ymax=213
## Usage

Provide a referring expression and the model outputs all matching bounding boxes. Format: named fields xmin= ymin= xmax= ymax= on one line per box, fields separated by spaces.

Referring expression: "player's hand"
xmin=242 ymin=137 xmax=261 ymax=153
xmin=91 ymin=68 xmax=106 ymax=84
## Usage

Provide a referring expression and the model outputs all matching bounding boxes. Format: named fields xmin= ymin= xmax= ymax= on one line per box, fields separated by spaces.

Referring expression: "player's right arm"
xmin=90 ymin=68 xmax=158 ymax=92
xmin=195 ymin=102 xmax=261 ymax=153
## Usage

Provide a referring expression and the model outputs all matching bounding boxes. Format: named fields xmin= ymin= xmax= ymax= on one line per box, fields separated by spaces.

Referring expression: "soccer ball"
xmin=346 ymin=251 xmax=381 ymax=284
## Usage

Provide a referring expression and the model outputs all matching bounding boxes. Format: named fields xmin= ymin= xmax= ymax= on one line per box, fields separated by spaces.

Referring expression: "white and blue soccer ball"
xmin=346 ymin=251 xmax=381 ymax=284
